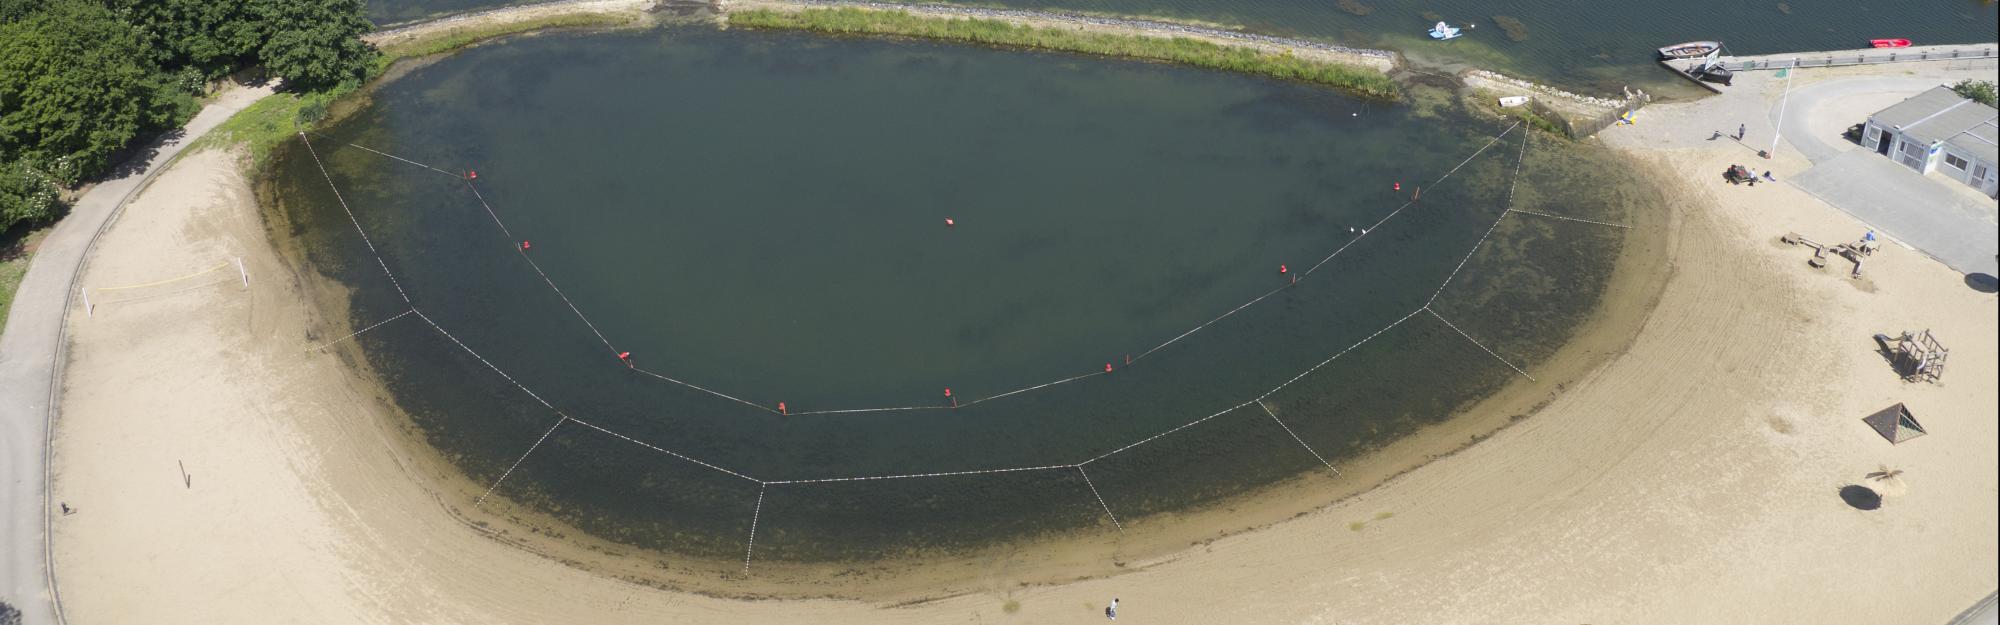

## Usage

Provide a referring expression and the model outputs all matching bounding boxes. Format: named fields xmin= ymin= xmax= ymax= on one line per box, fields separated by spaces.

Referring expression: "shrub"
xmin=1951 ymin=79 xmax=1996 ymax=108
xmin=0 ymin=158 xmax=65 ymax=230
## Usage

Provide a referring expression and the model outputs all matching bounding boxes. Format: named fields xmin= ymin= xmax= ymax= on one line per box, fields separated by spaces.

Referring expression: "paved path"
xmin=1947 ymin=591 xmax=1999 ymax=625
xmin=0 ymin=84 xmax=271 ymax=625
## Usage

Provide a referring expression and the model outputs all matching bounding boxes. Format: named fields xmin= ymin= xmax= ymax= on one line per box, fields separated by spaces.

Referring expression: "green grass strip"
xmin=730 ymin=8 xmax=1398 ymax=100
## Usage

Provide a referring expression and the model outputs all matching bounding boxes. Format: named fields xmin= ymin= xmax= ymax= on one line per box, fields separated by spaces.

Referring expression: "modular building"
xmin=1861 ymin=85 xmax=1999 ymax=198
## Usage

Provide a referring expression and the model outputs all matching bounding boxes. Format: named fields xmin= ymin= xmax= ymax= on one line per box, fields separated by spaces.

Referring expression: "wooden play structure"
xmin=1781 ymin=231 xmax=1878 ymax=278
xmin=1874 ymin=329 xmax=1949 ymax=383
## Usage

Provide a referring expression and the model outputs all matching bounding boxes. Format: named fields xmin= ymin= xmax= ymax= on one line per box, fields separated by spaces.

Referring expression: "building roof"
xmin=1871 ymin=85 xmax=1999 ymax=165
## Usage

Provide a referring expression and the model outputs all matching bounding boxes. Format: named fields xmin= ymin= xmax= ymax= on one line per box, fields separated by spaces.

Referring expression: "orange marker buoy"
xmin=1105 ymin=362 xmax=1114 ymax=373
xmin=778 ymin=402 xmax=787 ymax=415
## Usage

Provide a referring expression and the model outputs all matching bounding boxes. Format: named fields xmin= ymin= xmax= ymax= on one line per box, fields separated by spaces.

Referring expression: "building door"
xmin=1876 ymin=132 xmax=1893 ymax=155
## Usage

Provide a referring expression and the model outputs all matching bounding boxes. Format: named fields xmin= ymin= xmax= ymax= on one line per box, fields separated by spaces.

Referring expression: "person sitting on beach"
xmin=1105 ymin=597 xmax=1119 ymax=620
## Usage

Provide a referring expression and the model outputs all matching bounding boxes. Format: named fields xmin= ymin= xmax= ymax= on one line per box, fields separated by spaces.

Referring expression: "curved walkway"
xmin=0 ymin=84 xmax=271 ymax=625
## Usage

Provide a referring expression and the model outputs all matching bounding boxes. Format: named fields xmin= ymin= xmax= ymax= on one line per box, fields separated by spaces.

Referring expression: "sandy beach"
xmin=44 ymin=51 xmax=1997 ymax=625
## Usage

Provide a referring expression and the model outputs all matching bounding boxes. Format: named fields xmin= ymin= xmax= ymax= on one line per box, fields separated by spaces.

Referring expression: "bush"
xmin=1951 ymin=79 xmax=1996 ymax=108
xmin=0 ymin=159 xmax=65 ymax=231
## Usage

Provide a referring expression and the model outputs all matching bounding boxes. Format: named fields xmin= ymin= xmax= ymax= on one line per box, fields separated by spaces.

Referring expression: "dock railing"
xmin=1725 ymin=44 xmax=1998 ymax=71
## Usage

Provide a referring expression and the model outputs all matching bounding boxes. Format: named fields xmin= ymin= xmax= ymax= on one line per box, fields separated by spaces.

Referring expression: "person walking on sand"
xmin=1736 ymin=123 xmax=1746 ymax=140
xmin=1105 ymin=597 xmax=1119 ymax=620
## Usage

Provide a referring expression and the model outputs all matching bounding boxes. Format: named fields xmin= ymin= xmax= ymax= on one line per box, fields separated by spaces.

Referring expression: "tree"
xmin=0 ymin=158 xmax=64 ymax=231
xmin=253 ymin=0 xmax=378 ymax=91
xmin=1950 ymin=79 xmax=1996 ymax=108
xmin=113 ymin=0 xmax=265 ymax=79
xmin=0 ymin=0 xmax=191 ymax=184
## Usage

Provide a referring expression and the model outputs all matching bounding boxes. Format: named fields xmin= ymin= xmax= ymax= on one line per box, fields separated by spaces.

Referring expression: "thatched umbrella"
xmin=1865 ymin=466 xmax=1908 ymax=497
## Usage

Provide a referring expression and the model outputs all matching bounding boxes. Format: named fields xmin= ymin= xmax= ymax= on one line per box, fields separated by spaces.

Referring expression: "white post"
xmin=81 ymin=287 xmax=93 ymax=318
xmin=235 ymin=256 xmax=248 ymax=286
xmin=1768 ymin=61 xmax=1797 ymax=158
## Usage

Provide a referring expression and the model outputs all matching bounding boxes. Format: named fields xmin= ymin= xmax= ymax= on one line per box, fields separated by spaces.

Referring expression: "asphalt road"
xmin=0 ymin=87 xmax=268 ymax=625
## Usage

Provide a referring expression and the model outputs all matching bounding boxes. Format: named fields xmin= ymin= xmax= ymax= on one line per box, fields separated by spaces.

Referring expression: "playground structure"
xmin=1874 ymin=329 xmax=1949 ymax=384
xmin=1780 ymin=231 xmax=1876 ymax=278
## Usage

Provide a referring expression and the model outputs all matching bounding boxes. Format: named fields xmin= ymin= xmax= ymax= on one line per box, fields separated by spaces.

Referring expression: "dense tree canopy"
xmin=114 ymin=0 xmax=265 ymax=78
xmin=0 ymin=0 xmax=191 ymax=185
xmin=255 ymin=0 xmax=379 ymax=90
xmin=0 ymin=0 xmax=377 ymax=231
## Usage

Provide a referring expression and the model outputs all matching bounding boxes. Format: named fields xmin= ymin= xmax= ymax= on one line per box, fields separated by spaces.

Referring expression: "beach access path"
xmin=0 ymin=84 xmax=272 ymax=625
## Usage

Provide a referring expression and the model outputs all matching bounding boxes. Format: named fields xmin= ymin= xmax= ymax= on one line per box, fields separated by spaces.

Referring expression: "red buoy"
xmin=945 ymin=218 xmax=956 ymax=227
xmin=1393 ymin=181 xmax=1400 ymax=191
xmin=1105 ymin=362 xmax=1114 ymax=373
xmin=943 ymin=388 xmax=952 ymax=397
xmin=617 ymin=351 xmax=632 ymax=367
xmin=778 ymin=402 xmax=787 ymax=415
xmin=468 ymin=170 xmax=478 ymax=180
xmin=520 ymin=240 xmax=532 ymax=251
xmin=1279 ymin=264 xmax=1288 ymax=274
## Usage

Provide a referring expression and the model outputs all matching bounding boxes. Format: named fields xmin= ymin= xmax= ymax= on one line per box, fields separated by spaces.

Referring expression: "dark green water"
xmin=270 ymin=26 xmax=1650 ymax=561
xmin=368 ymin=0 xmax=1997 ymax=93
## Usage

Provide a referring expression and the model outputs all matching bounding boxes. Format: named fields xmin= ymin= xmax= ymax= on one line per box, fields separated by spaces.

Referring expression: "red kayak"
xmin=1871 ymin=39 xmax=1912 ymax=48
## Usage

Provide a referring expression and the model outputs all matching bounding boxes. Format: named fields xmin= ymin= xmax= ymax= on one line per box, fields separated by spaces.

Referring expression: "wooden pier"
xmin=1718 ymin=43 xmax=1998 ymax=71
xmin=1658 ymin=43 xmax=1997 ymax=93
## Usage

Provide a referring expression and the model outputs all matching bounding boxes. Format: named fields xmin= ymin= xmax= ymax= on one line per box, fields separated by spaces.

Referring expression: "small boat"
xmin=1429 ymin=21 xmax=1463 ymax=40
xmin=1496 ymin=96 xmax=1530 ymax=108
xmin=1695 ymin=64 xmax=1733 ymax=86
xmin=1658 ymin=41 xmax=1721 ymax=59
xmin=1870 ymin=38 xmax=1912 ymax=48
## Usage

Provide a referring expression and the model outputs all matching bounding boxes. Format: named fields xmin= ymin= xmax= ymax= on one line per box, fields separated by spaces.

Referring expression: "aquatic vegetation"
xmin=1491 ymin=15 xmax=1530 ymax=42
xmin=1336 ymin=0 xmax=1374 ymax=17
xmin=728 ymin=8 xmax=1399 ymax=100
xmin=373 ymin=12 xmax=642 ymax=63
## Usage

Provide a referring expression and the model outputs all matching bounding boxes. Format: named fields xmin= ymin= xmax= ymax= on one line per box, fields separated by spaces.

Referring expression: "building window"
xmin=1898 ymin=141 xmax=1927 ymax=170
xmin=1943 ymin=152 xmax=1968 ymax=171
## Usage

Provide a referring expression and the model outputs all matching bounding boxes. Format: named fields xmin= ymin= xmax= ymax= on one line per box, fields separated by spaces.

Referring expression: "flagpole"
xmin=1766 ymin=61 xmax=1797 ymax=159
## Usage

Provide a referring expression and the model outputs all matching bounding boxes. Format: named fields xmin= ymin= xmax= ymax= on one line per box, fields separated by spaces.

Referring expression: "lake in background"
xmin=271 ymin=26 xmax=1656 ymax=560
xmin=368 ymin=0 xmax=1999 ymax=94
